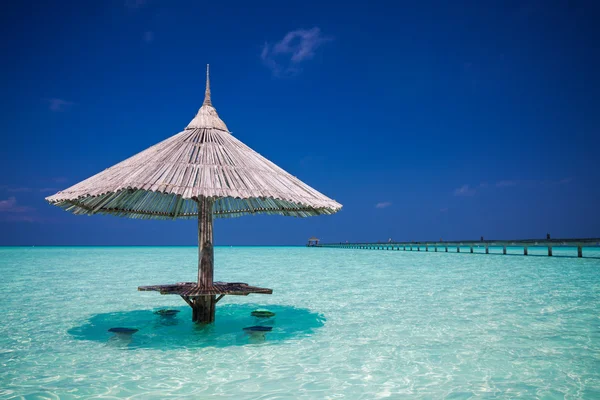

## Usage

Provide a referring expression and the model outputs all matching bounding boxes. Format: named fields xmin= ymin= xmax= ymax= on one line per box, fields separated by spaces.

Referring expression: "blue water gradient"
xmin=1 ymin=246 xmax=599 ymax=398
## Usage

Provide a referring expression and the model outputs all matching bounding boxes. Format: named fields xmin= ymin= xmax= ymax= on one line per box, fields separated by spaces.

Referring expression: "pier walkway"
xmin=317 ymin=238 xmax=600 ymax=258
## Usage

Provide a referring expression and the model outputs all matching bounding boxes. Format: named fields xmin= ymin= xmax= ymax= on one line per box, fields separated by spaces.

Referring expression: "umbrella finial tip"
xmin=203 ymin=64 xmax=212 ymax=106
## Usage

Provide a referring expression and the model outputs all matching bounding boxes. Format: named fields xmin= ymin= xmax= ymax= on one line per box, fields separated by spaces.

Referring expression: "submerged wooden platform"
xmin=316 ymin=237 xmax=600 ymax=258
xmin=139 ymin=281 xmax=271 ymax=323
xmin=138 ymin=281 xmax=273 ymax=297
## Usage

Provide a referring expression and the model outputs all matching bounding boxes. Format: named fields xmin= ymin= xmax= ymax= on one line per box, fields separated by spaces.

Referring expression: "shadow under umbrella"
xmin=68 ymin=304 xmax=325 ymax=349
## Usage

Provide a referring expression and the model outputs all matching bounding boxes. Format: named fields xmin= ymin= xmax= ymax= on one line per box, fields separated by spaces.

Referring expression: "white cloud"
xmin=453 ymin=184 xmax=476 ymax=196
xmin=375 ymin=201 xmax=392 ymax=209
xmin=496 ymin=180 xmax=517 ymax=187
xmin=0 ymin=197 xmax=47 ymax=222
xmin=48 ymin=98 xmax=73 ymax=112
xmin=7 ymin=187 xmax=32 ymax=192
xmin=457 ymin=177 xmax=573 ymax=196
xmin=0 ymin=197 xmax=34 ymax=213
xmin=125 ymin=0 xmax=148 ymax=9
xmin=261 ymin=27 xmax=332 ymax=77
xmin=143 ymin=31 xmax=154 ymax=43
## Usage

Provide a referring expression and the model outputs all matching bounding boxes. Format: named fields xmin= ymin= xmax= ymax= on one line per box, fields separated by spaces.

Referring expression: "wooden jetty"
xmin=316 ymin=237 xmax=600 ymax=258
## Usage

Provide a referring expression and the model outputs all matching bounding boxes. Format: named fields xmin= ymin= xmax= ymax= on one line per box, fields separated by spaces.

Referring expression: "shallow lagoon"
xmin=1 ymin=246 xmax=599 ymax=398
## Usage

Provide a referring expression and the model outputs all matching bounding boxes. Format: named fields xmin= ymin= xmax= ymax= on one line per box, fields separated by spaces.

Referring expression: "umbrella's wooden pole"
xmin=192 ymin=197 xmax=216 ymax=323
xmin=198 ymin=197 xmax=214 ymax=287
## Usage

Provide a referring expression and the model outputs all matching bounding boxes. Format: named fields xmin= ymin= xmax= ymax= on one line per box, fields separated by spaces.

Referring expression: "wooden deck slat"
xmin=138 ymin=281 xmax=273 ymax=296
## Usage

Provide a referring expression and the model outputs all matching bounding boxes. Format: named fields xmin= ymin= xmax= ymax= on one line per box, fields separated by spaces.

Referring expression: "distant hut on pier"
xmin=307 ymin=237 xmax=320 ymax=247
xmin=46 ymin=65 xmax=342 ymax=323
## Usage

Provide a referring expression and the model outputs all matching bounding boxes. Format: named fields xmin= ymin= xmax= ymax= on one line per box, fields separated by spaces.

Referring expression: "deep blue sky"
xmin=1 ymin=0 xmax=599 ymax=245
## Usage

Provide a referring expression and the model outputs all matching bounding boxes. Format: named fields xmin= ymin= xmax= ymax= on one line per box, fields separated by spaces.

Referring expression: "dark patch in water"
xmin=243 ymin=326 xmax=273 ymax=332
xmin=154 ymin=309 xmax=180 ymax=316
xmin=108 ymin=327 xmax=138 ymax=334
xmin=251 ymin=309 xmax=276 ymax=318
xmin=68 ymin=304 xmax=325 ymax=349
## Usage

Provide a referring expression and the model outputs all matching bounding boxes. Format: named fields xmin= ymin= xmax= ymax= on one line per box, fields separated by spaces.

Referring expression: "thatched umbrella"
xmin=46 ymin=65 xmax=342 ymax=323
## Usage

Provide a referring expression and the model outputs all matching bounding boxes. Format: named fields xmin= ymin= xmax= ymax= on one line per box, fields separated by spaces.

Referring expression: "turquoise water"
xmin=1 ymin=246 xmax=599 ymax=399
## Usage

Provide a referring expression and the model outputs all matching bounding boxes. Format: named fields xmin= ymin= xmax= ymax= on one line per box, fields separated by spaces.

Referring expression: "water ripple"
xmin=1 ymin=246 xmax=599 ymax=398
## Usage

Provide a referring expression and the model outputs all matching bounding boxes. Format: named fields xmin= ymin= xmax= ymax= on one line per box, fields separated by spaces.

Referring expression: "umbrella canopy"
xmin=46 ymin=66 xmax=341 ymax=219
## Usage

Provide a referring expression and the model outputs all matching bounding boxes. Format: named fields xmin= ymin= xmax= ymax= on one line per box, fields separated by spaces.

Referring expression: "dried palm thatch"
xmin=45 ymin=66 xmax=341 ymax=218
